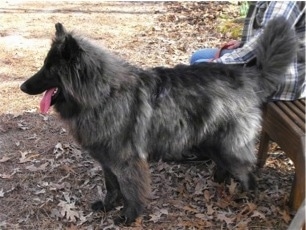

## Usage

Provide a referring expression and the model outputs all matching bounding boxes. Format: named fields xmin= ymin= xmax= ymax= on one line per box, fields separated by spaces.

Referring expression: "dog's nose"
xmin=20 ymin=83 xmax=27 ymax=93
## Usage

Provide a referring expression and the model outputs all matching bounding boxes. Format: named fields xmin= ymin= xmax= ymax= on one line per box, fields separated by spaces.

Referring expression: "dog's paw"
xmin=237 ymin=172 xmax=258 ymax=194
xmin=213 ymin=167 xmax=230 ymax=183
xmin=114 ymin=215 xmax=130 ymax=226
xmin=91 ymin=200 xmax=105 ymax=211
xmin=114 ymin=214 xmax=136 ymax=226
xmin=113 ymin=204 xmax=143 ymax=226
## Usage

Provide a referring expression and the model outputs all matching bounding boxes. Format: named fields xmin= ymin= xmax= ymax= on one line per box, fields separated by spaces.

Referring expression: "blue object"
xmin=190 ymin=48 xmax=233 ymax=64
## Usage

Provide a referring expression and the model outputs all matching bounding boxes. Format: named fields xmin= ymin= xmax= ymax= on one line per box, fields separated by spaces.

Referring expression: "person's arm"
xmin=214 ymin=2 xmax=301 ymax=65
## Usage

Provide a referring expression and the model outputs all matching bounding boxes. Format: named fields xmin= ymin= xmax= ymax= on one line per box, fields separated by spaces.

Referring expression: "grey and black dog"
xmin=21 ymin=17 xmax=296 ymax=225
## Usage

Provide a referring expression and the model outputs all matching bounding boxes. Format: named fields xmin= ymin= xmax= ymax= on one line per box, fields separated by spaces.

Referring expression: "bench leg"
xmin=289 ymin=150 xmax=306 ymax=211
xmin=257 ymin=130 xmax=270 ymax=168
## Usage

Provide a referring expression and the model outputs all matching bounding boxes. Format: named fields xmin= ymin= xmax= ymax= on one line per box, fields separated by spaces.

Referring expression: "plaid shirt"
xmin=216 ymin=1 xmax=305 ymax=101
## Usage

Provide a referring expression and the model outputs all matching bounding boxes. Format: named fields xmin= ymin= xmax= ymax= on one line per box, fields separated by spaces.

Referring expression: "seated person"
xmin=190 ymin=1 xmax=305 ymax=101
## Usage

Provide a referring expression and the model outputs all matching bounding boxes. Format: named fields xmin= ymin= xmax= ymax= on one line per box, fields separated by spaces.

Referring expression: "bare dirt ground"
xmin=0 ymin=1 xmax=296 ymax=229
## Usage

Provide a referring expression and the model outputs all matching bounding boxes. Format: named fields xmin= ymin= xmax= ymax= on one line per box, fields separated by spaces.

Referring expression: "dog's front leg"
xmin=112 ymin=156 xmax=151 ymax=226
xmin=91 ymin=166 xmax=122 ymax=212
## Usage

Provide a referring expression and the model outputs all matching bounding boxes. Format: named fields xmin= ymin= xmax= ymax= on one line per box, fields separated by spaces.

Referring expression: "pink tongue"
xmin=40 ymin=88 xmax=56 ymax=114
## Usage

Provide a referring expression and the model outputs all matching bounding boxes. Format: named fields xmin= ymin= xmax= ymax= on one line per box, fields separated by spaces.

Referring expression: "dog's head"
xmin=20 ymin=23 xmax=85 ymax=115
xmin=21 ymin=23 xmax=130 ymax=117
xmin=21 ymin=23 xmax=136 ymax=117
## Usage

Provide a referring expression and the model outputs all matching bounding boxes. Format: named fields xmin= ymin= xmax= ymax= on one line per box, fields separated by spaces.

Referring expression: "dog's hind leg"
xmin=206 ymin=142 xmax=257 ymax=191
xmin=209 ymin=114 xmax=259 ymax=191
xmin=91 ymin=166 xmax=123 ymax=212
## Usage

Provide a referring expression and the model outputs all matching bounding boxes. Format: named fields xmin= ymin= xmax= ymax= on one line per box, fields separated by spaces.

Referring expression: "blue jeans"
xmin=190 ymin=48 xmax=233 ymax=64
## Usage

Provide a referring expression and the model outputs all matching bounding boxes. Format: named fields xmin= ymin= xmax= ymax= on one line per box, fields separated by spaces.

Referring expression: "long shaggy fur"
xmin=20 ymin=17 xmax=297 ymax=225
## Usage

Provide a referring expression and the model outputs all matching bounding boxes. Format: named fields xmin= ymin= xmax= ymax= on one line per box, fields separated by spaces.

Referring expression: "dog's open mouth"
xmin=40 ymin=88 xmax=59 ymax=114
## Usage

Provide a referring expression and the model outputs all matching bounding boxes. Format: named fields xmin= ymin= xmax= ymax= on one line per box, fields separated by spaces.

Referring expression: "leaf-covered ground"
xmin=0 ymin=1 xmax=296 ymax=229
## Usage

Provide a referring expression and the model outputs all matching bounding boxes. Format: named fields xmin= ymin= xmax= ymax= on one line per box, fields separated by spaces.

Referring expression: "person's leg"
xmin=190 ymin=48 xmax=218 ymax=64
xmin=190 ymin=48 xmax=234 ymax=64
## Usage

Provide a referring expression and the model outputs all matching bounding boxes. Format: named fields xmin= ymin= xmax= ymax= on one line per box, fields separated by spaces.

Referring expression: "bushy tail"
xmin=255 ymin=16 xmax=297 ymax=99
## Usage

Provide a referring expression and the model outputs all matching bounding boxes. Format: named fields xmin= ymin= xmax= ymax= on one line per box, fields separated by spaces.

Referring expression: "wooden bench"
xmin=257 ymin=99 xmax=305 ymax=212
xmin=288 ymin=199 xmax=305 ymax=230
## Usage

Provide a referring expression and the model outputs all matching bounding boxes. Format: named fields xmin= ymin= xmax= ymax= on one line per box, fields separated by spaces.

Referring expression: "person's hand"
xmin=225 ymin=40 xmax=241 ymax=49
xmin=212 ymin=40 xmax=241 ymax=61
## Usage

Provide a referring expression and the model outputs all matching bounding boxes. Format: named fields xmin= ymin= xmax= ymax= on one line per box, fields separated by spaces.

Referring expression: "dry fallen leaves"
xmin=0 ymin=2 xmax=295 ymax=229
xmin=58 ymin=200 xmax=81 ymax=223
xmin=0 ymin=156 xmax=11 ymax=163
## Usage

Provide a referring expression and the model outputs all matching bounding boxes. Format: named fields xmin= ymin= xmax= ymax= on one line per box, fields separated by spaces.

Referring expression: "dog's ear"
xmin=62 ymin=34 xmax=81 ymax=61
xmin=54 ymin=23 xmax=81 ymax=61
xmin=55 ymin=23 xmax=67 ymax=38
